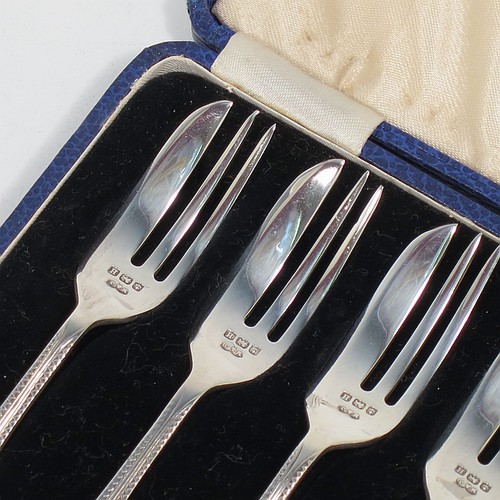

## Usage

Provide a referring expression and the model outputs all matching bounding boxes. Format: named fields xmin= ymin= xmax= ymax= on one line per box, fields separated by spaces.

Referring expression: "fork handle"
xmin=0 ymin=307 xmax=88 ymax=449
xmin=261 ymin=430 xmax=323 ymax=500
xmin=98 ymin=371 xmax=209 ymax=500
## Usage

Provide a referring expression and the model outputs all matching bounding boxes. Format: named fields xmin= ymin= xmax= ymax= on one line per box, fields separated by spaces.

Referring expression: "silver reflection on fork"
xmin=0 ymin=100 xmax=276 ymax=449
xmin=424 ymin=353 xmax=499 ymax=499
xmin=261 ymin=230 xmax=499 ymax=500
xmin=98 ymin=161 xmax=384 ymax=499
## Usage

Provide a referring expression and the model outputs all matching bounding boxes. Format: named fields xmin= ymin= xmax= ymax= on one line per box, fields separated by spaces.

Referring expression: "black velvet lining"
xmin=0 ymin=73 xmax=497 ymax=499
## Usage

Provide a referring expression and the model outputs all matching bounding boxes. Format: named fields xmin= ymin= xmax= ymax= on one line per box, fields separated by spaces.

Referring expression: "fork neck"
xmin=56 ymin=304 xmax=93 ymax=346
xmin=260 ymin=429 xmax=324 ymax=500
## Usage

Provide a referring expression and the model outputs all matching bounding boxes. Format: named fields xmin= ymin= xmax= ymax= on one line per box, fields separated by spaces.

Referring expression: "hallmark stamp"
xmin=340 ymin=392 xmax=352 ymax=402
xmin=120 ymin=274 xmax=133 ymax=285
xmin=224 ymin=330 xmax=237 ymax=340
xmin=249 ymin=345 xmax=261 ymax=356
xmin=468 ymin=474 xmax=480 ymax=486
xmin=236 ymin=337 xmax=250 ymax=349
xmin=106 ymin=266 xmax=143 ymax=294
xmin=108 ymin=266 xmax=120 ymax=276
xmin=106 ymin=279 xmax=129 ymax=295
xmin=219 ymin=331 xmax=260 ymax=359
xmin=338 ymin=392 xmax=377 ymax=418
xmin=352 ymin=399 xmax=366 ymax=410
xmin=338 ymin=405 xmax=360 ymax=420
xmin=220 ymin=342 xmax=243 ymax=358
xmin=465 ymin=484 xmax=478 ymax=495
xmin=453 ymin=464 xmax=491 ymax=495
xmin=221 ymin=341 xmax=232 ymax=352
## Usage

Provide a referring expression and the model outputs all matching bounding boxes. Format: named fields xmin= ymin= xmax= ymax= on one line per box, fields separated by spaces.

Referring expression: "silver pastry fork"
xmin=98 ymin=161 xmax=384 ymax=499
xmin=425 ymin=353 xmax=499 ymax=499
xmin=261 ymin=230 xmax=500 ymax=500
xmin=0 ymin=100 xmax=275 ymax=449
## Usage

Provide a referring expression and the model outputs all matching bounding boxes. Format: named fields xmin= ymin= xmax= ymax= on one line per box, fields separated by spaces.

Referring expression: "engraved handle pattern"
xmin=98 ymin=374 xmax=206 ymax=500
xmin=0 ymin=309 xmax=88 ymax=448
xmin=261 ymin=432 xmax=322 ymax=500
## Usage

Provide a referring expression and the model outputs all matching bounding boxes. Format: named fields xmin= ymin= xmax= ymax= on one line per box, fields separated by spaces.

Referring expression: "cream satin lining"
xmin=213 ymin=0 xmax=500 ymax=183
xmin=212 ymin=34 xmax=383 ymax=156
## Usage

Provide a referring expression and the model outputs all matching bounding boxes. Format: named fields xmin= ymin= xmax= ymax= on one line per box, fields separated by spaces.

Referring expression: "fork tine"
xmin=397 ymin=244 xmax=500 ymax=411
xmin=376 ymin=234 xmax=482 ymax=396
xmin=144 ymin=111 xmax=260 ymax=271
xmin=277 ymin=185 xmax=383 ymax=348
xmin=127 ymin=101 xmax=233 ymax=247
xmin=241 ymin=159 xmax=345 ymax=307
xmin=158 ymin=124 xmax=277 ymax=281
xmin=259 ymin=172 xmax=370 ymax=332
xmin=189 ymin=124 xmax=277 ymax=260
